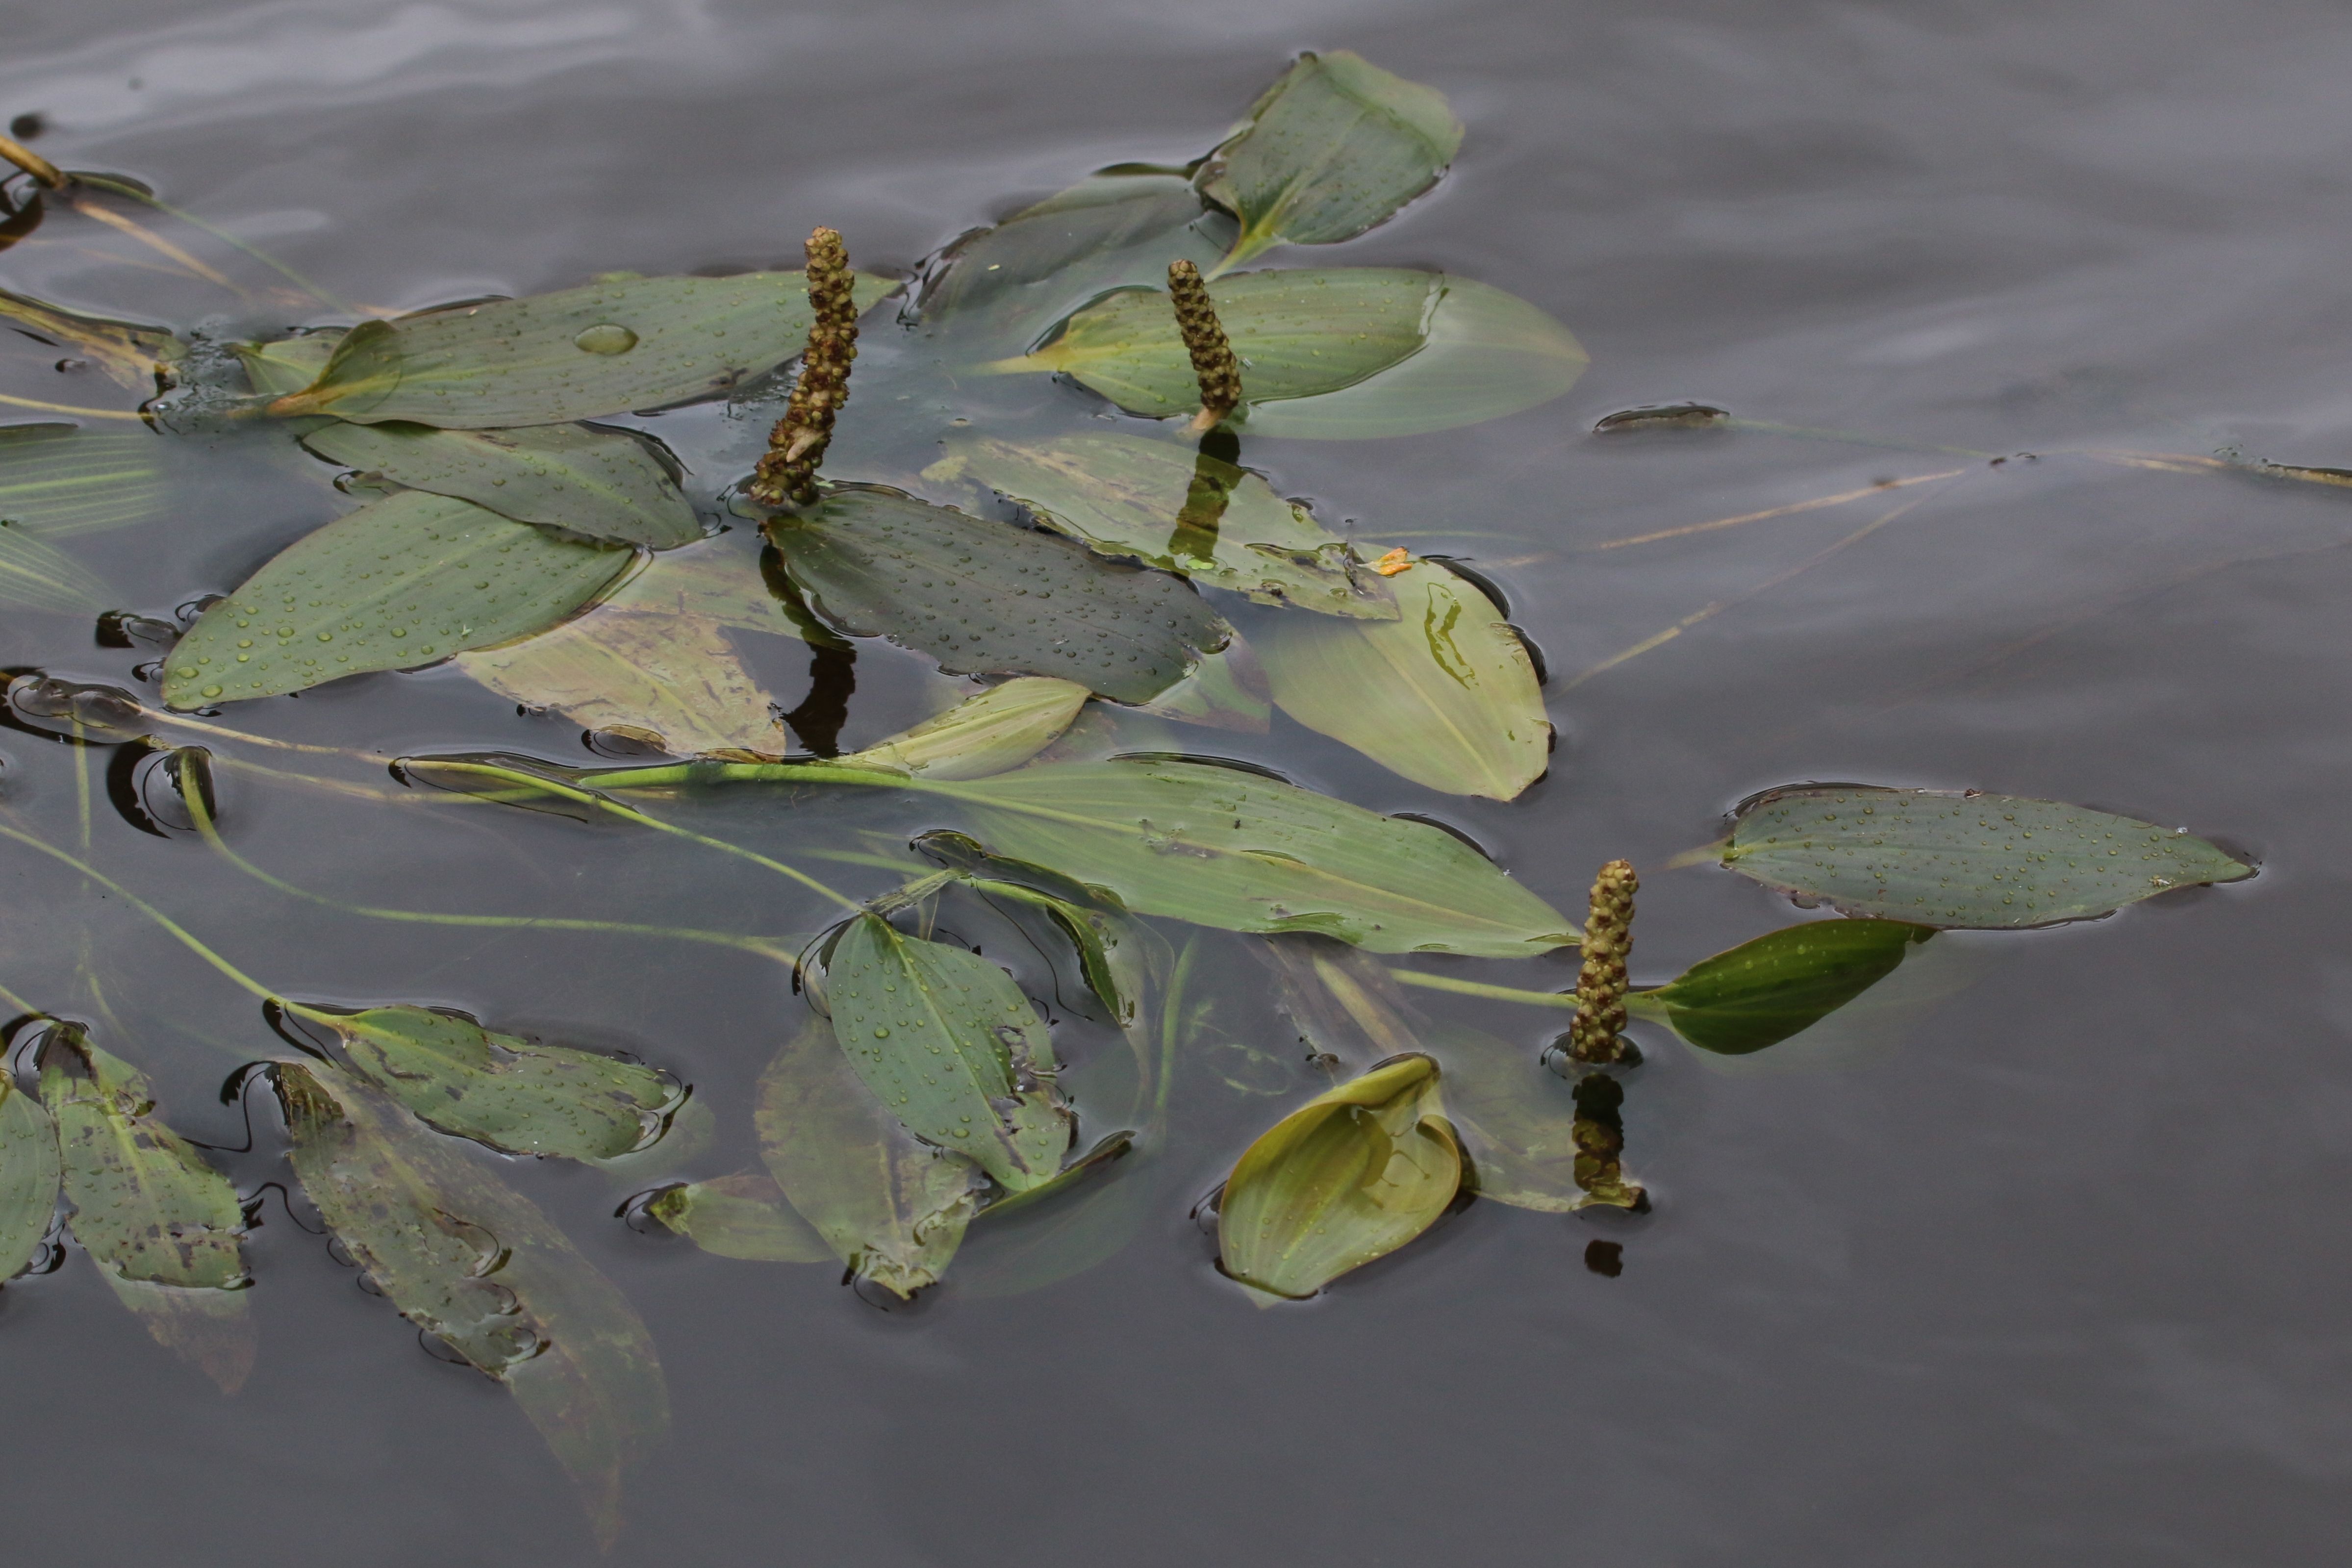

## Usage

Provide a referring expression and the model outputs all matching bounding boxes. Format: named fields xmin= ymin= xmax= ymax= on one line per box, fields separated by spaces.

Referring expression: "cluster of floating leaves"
xmin=0 ymin=51 xmax=2259 ymax=1537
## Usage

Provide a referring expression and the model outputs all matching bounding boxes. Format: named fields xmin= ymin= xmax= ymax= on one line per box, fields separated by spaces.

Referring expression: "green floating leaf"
xmin=1628 ymin=920 xmax=1936 ymax=1055
xmin=602 ymin=532 xmax=804 ymax=635
xmin=277 ymin=1060 xmax=667 ymax=1544
xmin=236 ymin=332 xmax=343 ymax=397
xmin=0 ymin=423 xmax=170 ymax=538
xmin=0 ymin=1068 xmax=60 ymax=1280
xmin=269 ymin=271 xmax=898 ymax=429
xmin=1256 ymin=556 xmax=1549 ymax=799
xmin=756 ymin=1016 xmax=984 ymax=1298
xmin=1720 ymin=787 xmax=2256 ymax=928
xmin=824 ymin=914 xmax=1073 ymax=1192
xmin=38 ymin=1027 xmax=252 ymax=1391
xmin=459 ymin=607 xmax=789 ymax=759
xmin=951 ymin=430 xmax=1396 ymax=617
xmin=645 ymin=1171 xmax=831 ymax=1263
xmin=0 ymin=285 xmax=180 ymax=388
xmin=1218 ymin=1053 xmax=1460 ymax=1300
xmin=0 ymin=518 xmax=109 ymax=612
xmin=163 ymin=489 xmax=632 ymax=708
xmin=997 ymin=268 xmax=1432 ymax=415
xmin=1201 ymin=51 xmax=1463 ymax=270
xmin=769 ymin=486 xmax=1227 ymax=705
xmin=304 ymin=1003 xmax=682 ymax=1161
xmin=1134 ymin=639 xmax=1272 ymax=733
xmin=915 ymin=829 xmax=1157 ymax=1030
xmin=837 ymin=677 xmax=1089 ymax=780
xmin=303 ymin=421 xmax=701 ymax=548
xmin=953 ymin=757 xmax=1575 ymax=957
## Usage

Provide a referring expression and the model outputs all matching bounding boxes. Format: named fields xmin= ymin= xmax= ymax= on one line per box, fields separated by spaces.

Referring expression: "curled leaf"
xmin=1626 ymin=920 xmax=1935 ymax=1055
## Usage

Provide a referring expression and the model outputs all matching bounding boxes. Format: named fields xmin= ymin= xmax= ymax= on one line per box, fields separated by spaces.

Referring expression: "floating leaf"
xmin=947 ymin=758 xmax=1576 ymax=957
xmin=768 ymin=487 xmax=1226 ymax=704
xmin=914 ymin=829 xmax=1157 ymax=1029
xmin=952 ymin=431 xmax=1395 ymax=616
xmin=837 ymin=677 xmax=1089 ymax=780
xmin=0 ymin=1068 xmax=60 ymax=1280
xmin=0 ymin=285 xmax=179 ymax=388
xmin=236 ymin=332 xmax=344 ymax=397
xmin=995 ymin=268 xmax=1433 ymax=416
xmin=162 ymin=489 xmax=632 ymax=708
xmin=755 ymin=1016 xmax=983 ymax=1298
xmin=1626 ymin=920 xmax=1936 ymax=1055
xmin=268 ymin=271 xmax=898 ymax=428
xmin=38 ymin=1027 xmax=252 ymax=1391
xmin=1200 ymin=51 xmax=1463 ymax=270
xmin=303 ymin=1003 xmax=682 ymax=1161
xmin=303 ymin=421 xmax=700 ymax=548
xmin=0 ymin=424 xmax=169 ymax=537
xmin=644 ymin=1171 xmax=831 ymax=1263
xmin=1217 ymin=1053 xmax=1460 ymax=1300
xmin=459 ymin=608 xmax=788 ymax=759
xmin=1719 ymin=787 xmax=2256 ymax=928
xmin=276 ymin=1060 xmax=667 ymax=1543
xmin=601 ymin=531 xmax=802 ymax=636
xmin=0 ymin=518 xmax=109 ymax=612
xmin=823 ymin=914 xmax=1073 ymax=1192
xmin=1256 ymin=557 xmax=1548 ymax=799
xmin=1134 ymin=639 xmax=1272 ymax=733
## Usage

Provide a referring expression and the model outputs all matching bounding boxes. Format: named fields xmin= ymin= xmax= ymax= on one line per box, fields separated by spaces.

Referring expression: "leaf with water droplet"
xmin=1218 ymin=1052 xmax=1461 ymax=1300
xmin=0 ymin=423 xmax=169 ymax=538
xmin=266 ymin=271 xmax=898 ymax=428
xmin=823 ymin=913 xmax=1073 ymax=1192
xmin=276 ymin=1059 xmax=667 ymax=1545
xmin=1255 ymin=556 xmax=1548 ymax=799
xmin=162 ymin=489 xmax=631 ymax=708
xmin=0 ymin=1067 xmax=60 ymax=1281
xmin=1625 ymin=919 xmax=1937 ymax=1055
xmin=303 ymin=1003 xmax=683 ymax=1162
xmin=303 ymin=421 xmax=701 ymax=548
xmin=643 ymin=1171 xmax=832 ymax=1263
xmin=836 ymin=677 xmax=1089 ymax=780
xmin=1718 ymin=786 xmax=2255 ymax=928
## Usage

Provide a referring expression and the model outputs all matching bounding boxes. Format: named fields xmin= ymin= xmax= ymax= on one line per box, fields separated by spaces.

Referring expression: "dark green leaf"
xmin=277 ymin=1060 xmax=667 ymax=1544
xmin=1720 ymin=786 xmax=2256 ymax=928
xmin=302 ymin=421 xmax=701 ymax=548
xmin=755 ymin=1016 xmax=984 ymax=1298
xmin=644 ymin=1171 xmax=832 ymax=1263
xmin=268 ymin=271 xmax=898 ymax=428
xmin=0 ymin=424 xmax=169 ymax=537
xmin=0 ymin=1069 xmax=60 ymax=1280
xmin=304 ymin=1003 xmax=683 ymax=1161
xmin=768 ymin=487 xmax=1227 ymax=704
xmin=824 ymin=914 xmax=1073 ymax=1191
xmin=162 ymin=490 xmax=632 ymax=708
xmin=1627 ymin=920 xmax=1936 ymax=1055
xmin=949 ymin=430 xmax=1397 ymax=616
xmin=1256 ymin=556 xmax=1549 ymax=798
xmin=1201 ymin=51 xmax=1463 ymax=269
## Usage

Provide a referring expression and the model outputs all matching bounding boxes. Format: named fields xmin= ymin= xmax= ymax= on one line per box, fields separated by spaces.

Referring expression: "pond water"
xmin=3 ymin=2 xmax=2349 ymax=1563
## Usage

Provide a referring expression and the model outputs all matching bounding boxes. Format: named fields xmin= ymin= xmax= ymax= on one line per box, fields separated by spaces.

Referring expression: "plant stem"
xmin=1386 ymin=968 xmax=1576 ymax=1009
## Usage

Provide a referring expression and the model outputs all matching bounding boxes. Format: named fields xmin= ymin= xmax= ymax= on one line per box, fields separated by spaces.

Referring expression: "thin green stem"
xmin=1387 ymin=968 xmax=1577 ymax=1010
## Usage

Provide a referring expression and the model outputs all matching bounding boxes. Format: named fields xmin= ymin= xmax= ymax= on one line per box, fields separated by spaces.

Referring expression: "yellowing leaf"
xmin=459 ymin=610 xmax=788 ymax=759
xmin=837 ymin=677 xmax=1088 ymax=780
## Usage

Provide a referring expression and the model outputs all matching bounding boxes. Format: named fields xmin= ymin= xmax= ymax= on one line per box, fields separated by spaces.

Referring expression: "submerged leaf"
xmin=162 ymin=490 xmax=632 ymax=708
xmin=459 ymin=608 xmax=788 ymax=759
xmin=0 ymin=518 xmax=109 ymax=612
xmin=756 ymin=1016 xmax=984 ymax=1298
xmin=836 ymin=677 xmax=1089 ymax=780
xmin=824 ymin=914 xmax=1073 ymax=1191
xmin=953 ymin=431 xmax=1396 ymax=617
xmin=303 ymin=421 xmax=701 ymax=549
xmin=768 ymin=487 xmax=1227 ymax=704
xmin=0 ymin=424 xmax=170 ymax=537
xmin=1627 ymin=920 xmax=1936 ymax=1055
xmin=236 ymin=333 xmax=343 ymax=397
xmin=276 ymin=1060 xmax=667 ymax=1542
xmin=0 ymin=286 xmax=179 ymax=388
xmin=1218 ymin=1053 xmax=1460 ymax=1299
xmin=305 ymin=1004 xmax=681 ymax=1161
xmin=1201 ymin=51 xmax=1463 ymax=270
xmin=644 ymin=1171 xmax=831 ymax=1263
xmin=269 ymin=271 xmax=898 ymax=428
xmin=1720 ymin=787 xmax=2256 ymax=928
xmin=0 ymin=1069 xmax=61 ymax=1280
xmin=1256 ymin=557 xmax=1549 ymax=799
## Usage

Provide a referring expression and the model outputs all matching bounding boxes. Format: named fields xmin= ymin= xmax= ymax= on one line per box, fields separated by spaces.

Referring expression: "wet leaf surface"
xmin=1628 ymin=919 xmax=1936 ymax=1055
xmin=645 ymin=1171 xmax=832 ymax=1263
xmin=768 ymin=487 xmax=1226 ymax=704
xmin=1200 ymin=50 xmax=1463 ymax=269
xmin=0 ymin=424 xmax=169 ymax=537
xmin=0 ymin=1069 xmax=61 ymax=1281
xmin=1720 ymin=787 xmax=2256 ymax=928
xmin=756 ymin=1016 xmax=984 ymax=1298
xmin=1256 ymin=557 xmax=1549 ymax=798
xmin=236 ymin=333 xmax=343 ymax=397
xmin=952 ymin=430 xmax=1396 ymax=616
xmin=307 ymin=1003 xmax=682 ymax=1161
xmin=163 ymin=490 xmax=632 ymax=708
xmin=916 ymin=829 xmax=1159 ymax=1029
xmin=277 ymin=1060 xmax=667 ymax=1543
xmin=268 ymin=271 xmax=898 ymax=428
xmin=837 ymin=677 xmax=1089 ymax=779
xmin=459 ymin=608 xmax=789 ymax=759
xmin=302 ymin=421 xmax=701 ymax=548
xmin=1218 ymin=1052 xmax=1461 ymax=1300
xmin=824 ymin=913 xmax=1073 ymax=1191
